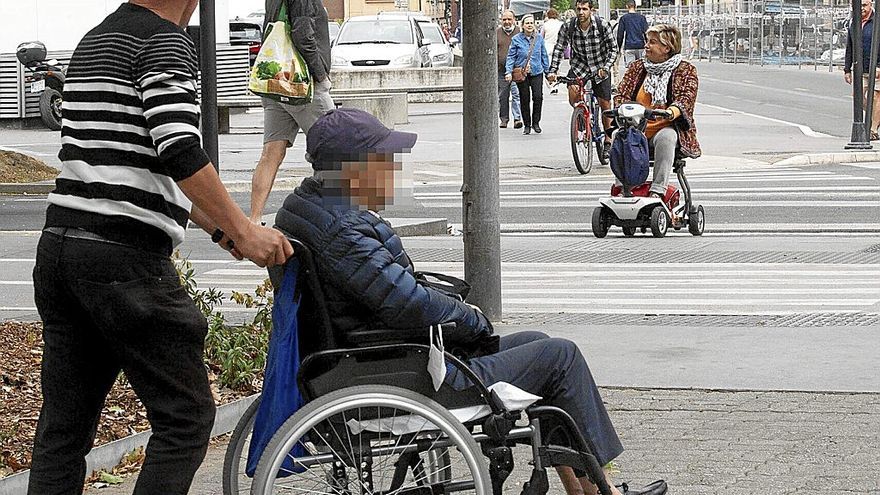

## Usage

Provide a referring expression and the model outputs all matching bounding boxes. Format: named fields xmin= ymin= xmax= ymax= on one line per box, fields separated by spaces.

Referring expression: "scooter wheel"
xmin=39 ymin=87 xmax=62 ymax=131
xmin=688 ymin=205 xmax=705 ymax=236
xmin=591 ymin=207 xmax=609 ymax=238
xmin=650 ymin=207 xmax=668 ymax=238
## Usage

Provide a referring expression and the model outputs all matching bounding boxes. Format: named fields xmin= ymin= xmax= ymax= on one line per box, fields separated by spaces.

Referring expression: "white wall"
xmin=0 ymin=0 xmax=232 ymax=54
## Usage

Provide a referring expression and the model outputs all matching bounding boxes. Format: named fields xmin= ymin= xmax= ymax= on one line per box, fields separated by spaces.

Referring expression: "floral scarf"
xmin=642 ymin=54 xmax=683 ymax=106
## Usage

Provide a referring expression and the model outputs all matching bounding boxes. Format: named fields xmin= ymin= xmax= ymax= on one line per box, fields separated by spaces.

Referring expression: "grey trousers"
xmin=650 ymin=126 xmax=678 ymax=195
xmin=447 ymin=331 xmax=624 ymax=466
xmin=262 ymin=78 xmax=335 ymax=146
xmin=623 ymin=49 xmax=645 ymax=67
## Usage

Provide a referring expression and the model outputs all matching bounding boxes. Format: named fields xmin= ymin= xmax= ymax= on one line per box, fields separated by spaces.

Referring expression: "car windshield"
xmin=337 ymin=20 xmax=413 ymax=44
xmin=420 ymin=24 xmax=445 ymax=44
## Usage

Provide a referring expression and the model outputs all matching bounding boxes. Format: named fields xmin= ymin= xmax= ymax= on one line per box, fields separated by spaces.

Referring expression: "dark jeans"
xmin=28 ymin=231 xmax=215 ymax=495
xmin=447 ymin=331 xmax=623 ymax=466
xmin=516 ymin=74 xmax=544 ymax=127
xmin=497 ymin=70 xmax=521 ymax=121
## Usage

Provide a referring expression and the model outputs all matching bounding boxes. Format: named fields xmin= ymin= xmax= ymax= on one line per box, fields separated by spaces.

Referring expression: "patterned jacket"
xmin=615 ymin=59 xmax=701 ymax=159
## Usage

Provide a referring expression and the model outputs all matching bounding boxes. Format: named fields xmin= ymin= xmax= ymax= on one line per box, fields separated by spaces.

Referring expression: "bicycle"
xmin=555 ymin=75 xmax=608 ymax=175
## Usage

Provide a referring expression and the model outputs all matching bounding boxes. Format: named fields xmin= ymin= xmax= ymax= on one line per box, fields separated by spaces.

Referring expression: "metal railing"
xmin=615 ymin=0 xmax=852 ymax=71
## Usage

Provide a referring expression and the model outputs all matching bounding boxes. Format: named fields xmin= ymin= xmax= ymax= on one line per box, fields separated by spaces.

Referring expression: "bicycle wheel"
xmin=251 ymin=385 xmax=490 ymax=495
xmin=592 ymin=100 xmax=608 ymax=166
xmin=571 ymin=106 xmax=593 ymax=174
xmin=222 ymin=395 xmax=261 ymax=495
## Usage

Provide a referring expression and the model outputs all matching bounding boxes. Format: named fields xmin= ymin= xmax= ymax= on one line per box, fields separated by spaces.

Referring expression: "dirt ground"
xmin=0 ymin=320 xmax=248 ymax=480
xmin=0 ymin=150 xmax=58 ymax=183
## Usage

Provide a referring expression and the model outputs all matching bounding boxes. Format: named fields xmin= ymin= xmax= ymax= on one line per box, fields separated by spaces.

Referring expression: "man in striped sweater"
xmin=28 ymin=1 xmax=292 ymax=493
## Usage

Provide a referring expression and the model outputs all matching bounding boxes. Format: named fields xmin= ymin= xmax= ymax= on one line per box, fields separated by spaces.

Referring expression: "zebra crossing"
xmin=412 ymin=166 xmax=880 ymax=233
xmin=186 ymin=165 xmax=880 ymax=320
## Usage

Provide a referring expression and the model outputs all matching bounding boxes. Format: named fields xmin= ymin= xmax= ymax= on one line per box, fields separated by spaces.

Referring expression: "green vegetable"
xmin=256 ymin=61 xmax=282 ymax=80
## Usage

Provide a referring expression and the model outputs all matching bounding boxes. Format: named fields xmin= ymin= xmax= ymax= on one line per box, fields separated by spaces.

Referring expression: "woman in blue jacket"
xmin=505 ymin=15 xmax=550 ymax=134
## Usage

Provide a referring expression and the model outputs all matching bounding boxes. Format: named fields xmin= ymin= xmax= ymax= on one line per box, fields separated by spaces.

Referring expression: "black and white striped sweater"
xmin=46 ymin=3 xmax=210 ymax=256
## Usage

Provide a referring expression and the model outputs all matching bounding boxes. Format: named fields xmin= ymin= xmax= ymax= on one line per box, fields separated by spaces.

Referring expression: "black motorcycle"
xmin=16 ymin=41 xmax=65 ymax=131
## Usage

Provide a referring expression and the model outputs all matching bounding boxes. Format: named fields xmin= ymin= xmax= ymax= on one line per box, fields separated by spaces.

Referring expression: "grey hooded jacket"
xmin=264 ymin=0 xmax=330 ymax=83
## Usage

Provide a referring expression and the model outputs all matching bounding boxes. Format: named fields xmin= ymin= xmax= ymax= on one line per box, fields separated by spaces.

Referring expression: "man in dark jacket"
xmin=274 ymin=108 xmax=667 ymax=495
xmin=497 ymin=10 xmax=523 ymax=129
xmin=845 ymin=0 xmax=880 ymax=140
xmin=250 ymin=0 xmax=335 ymax=223
xmin=616 ymin=0 xmax=648 ymax=68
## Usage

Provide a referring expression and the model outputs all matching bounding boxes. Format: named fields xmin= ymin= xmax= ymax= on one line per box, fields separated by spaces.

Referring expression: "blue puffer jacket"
xmin=275 ymin=177 xmax=493 ymax=344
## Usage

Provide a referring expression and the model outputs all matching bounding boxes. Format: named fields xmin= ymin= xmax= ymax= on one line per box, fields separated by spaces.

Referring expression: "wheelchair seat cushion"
xmin=344 ymin=381 xmax=541 ymax=436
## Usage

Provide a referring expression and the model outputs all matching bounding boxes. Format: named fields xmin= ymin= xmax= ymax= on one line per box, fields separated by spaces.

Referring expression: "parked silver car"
xmin=418 ymin=21 xmax=454 ymax=67
xmin=331 ymin=15 xmax=431 ymax=69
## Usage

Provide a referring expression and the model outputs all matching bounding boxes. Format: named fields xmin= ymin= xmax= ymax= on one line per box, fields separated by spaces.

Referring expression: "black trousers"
xmin=28 ymin=231 xmax=215 ymax=495
xmin=447 ymin=331 xmax=624 ymax=466
xmin=516 ymin=74 xmax=544 ymax=127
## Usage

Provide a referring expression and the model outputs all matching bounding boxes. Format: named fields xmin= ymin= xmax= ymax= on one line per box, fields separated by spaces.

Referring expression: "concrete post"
xmin=847 ymin=0 xmax=872 ymax=149
xmin=461 ymin=0 xmax=502 ymax=321
xmin=200 ymin=0 xmax=221 ymax=168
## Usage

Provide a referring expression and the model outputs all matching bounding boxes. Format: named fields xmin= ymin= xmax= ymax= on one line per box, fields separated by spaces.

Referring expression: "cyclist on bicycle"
xmin=547 ymin=0 xmax=618 ymax=158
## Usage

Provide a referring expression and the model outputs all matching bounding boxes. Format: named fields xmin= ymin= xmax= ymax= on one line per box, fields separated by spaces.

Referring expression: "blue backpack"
xmin=246 ymin=260 xmax=305 ymax=477
xmin=610 ymin=127 xmax=650 ymax=187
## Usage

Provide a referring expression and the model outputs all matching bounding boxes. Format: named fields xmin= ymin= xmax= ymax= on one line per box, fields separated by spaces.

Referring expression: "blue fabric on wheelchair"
xmin=610 ymin=127 xmax=650 ymax=187
xmin=246 ymin=259 xmax=305 ymax=477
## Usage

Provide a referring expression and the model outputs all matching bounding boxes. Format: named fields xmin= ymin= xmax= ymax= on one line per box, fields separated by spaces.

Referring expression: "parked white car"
xmin=331 ymin=15 xmax=431 ymax=69
xmin=418 ymin=21 xmax=454 ymax=67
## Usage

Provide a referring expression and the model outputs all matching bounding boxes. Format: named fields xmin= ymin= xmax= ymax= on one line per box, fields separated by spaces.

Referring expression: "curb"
xmin=0 ymin=394 xmax=259 ymax=495
xmin=0 ymin=182 xmax=54 ymax=195
xmin=775 ymin=150 xmax=880 ymax=166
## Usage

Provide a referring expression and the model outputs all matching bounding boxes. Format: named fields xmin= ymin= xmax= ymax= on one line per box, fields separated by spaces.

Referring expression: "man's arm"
xmin=135 ymin=32 xmax=292 ymax=266
xmin=325 ymin=215 xmax=492 ymax=337
xmin=288 ymin=0 xmax=329 ymax=82
xmin=616 ymin=15 xmax=625 ymax=48
xmin=844 ymin=25 xmax=854 ymax=79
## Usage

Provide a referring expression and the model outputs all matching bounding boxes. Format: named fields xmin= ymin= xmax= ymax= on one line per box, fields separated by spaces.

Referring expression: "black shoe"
xmin=617 ymin=480 xmax=668 ymax=495
xmin=500 ymin=118 xmax=509 ymax=128
xmin=532 ymin=123 xmax=542 ymax=133
xmin=523 ymin=126 xmax=531 ymax=135
xmin=513 ymin=120 xmax=523 ymax=129
xmin=603 ymin=140 xmax=612 ymax=158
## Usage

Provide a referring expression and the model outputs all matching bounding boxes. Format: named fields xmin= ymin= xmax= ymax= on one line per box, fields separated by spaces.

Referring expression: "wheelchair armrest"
xmin=345 ymin=323 xmax=457 ymax=347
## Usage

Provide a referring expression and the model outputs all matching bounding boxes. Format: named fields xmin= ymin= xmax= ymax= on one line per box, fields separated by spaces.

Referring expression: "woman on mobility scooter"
xmin=271 ymin=108 xmax=667 ymax=495
xmin=614 ymin=24 xmax=701 ymax=199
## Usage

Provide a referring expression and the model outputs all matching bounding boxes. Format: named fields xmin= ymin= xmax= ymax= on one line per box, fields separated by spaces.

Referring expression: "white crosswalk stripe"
xmin=193 ymin=260 xmax=880 ymax=317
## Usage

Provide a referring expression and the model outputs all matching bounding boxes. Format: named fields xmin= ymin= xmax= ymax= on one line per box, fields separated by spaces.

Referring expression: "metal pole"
xmin=749 ymin=0 xmax=754 ymax=64
xmin=200 ymin=0 xmax=220 ymax=168
xmin=863 ymin=0 xmax=880 ymax=137
xmin=797 ymin=10 xmax=803 ymax=69
xmin=462 ymin=0 xmax=502 ymax=320
xmin=847 ymin=0 xmax=871 ymax=148
xmin=814 ymin=0 xmax=819 ymax=70
xmin=733 ymin=2 xmax=738 ymax=65
xmin=761 ymin=13 xmax=765 ymax=65
xmin=828 ymin=4 xmax=834 ymax=72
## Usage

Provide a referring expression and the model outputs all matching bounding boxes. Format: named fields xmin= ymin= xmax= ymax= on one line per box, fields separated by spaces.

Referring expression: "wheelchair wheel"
xmin=222 ymin=395 xmax=261 ymax=495
xmin=571 ymin=106 xmax=593 ymax=174
xmin=251 ymin=384 xmax=490 ymax=495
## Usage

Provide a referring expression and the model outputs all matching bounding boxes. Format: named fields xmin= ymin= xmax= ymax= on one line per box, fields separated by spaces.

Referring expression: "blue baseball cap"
xmin=306 ymin=108 xmax=418 ymax=169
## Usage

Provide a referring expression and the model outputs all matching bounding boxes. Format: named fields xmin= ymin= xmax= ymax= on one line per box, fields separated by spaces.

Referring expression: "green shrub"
xmin=173 ymin=253 xmax=273 ymax=392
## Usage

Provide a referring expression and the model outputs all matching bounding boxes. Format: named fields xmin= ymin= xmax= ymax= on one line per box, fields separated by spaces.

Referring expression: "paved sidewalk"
xmin=86 ymin=388 xmax=880 ymax=495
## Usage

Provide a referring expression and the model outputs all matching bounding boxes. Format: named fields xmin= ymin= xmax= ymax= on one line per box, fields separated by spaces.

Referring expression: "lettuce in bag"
xmin=248 ymin=21 xmax=313 ymax=105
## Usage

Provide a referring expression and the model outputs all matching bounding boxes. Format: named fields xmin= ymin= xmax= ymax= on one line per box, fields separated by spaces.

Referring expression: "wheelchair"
xmin=223 ymin=237 xmax=617 ymax=495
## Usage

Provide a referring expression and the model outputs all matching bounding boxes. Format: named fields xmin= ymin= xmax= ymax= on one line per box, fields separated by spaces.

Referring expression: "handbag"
xmin=511 ymin=35 xmax=537 ymax=83
xmin=248 ymin=3 xmax=313 ymax=105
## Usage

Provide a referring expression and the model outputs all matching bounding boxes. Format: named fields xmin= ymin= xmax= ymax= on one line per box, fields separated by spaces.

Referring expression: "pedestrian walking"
xmin=616 ymin=0 xmax=649 ymax=68
xmin=542 ymin=8 xmax=564 ymax=62
xmin=498 ymin=10 xmax=523 ymax=129
xmin=27 ymin=1 xmax=293 ymax=494
xmin=249 ymin=0 xmax=335 ymax=223
xmin=844 ymin=0 xmax=880 ymax=141
xmin=506 ymin=14 xmax=550 ymax=135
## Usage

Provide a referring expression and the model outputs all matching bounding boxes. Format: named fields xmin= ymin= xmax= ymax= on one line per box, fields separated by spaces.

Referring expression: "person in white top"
xmin=541 ymin=8 xmax=564 ymax=59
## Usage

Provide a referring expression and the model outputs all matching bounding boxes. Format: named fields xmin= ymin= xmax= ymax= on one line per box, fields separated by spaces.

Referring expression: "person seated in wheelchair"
xmin=613 ymin=24 xmax=701 ymax=199
xmin=273 ymin=107 xmax=665 ymax=495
